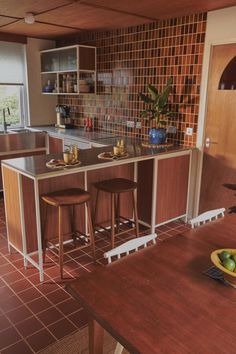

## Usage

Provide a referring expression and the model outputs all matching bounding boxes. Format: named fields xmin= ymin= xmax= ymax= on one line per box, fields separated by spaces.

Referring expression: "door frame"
xmin=194 ymin=38 xmax=236 ymax=216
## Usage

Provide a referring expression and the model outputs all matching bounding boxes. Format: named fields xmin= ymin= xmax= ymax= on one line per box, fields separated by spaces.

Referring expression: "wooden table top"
xmin=67 ymin=215 xmax=236 ymax=354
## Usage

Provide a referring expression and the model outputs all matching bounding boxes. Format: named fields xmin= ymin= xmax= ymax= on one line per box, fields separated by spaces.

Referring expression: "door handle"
xmin=205 ymin=137 xmax=218 ymax=148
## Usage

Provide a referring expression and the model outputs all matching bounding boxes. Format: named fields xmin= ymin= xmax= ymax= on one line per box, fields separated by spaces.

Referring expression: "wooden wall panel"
xmin=2 ymin=166 xmax=23 ymax=251
xmin=156 ymin=155 xmax=190 ymax=224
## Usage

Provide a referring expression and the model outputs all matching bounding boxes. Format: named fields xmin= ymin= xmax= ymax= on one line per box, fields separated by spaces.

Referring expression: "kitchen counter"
xmin=2 ymin=142 xmax=190 ymax=179
xmin=2 ymin=143 xmax=193 ymax=281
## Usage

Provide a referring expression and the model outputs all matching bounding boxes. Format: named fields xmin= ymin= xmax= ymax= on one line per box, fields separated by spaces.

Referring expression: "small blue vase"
xmin=149 ymin=128 xmax=166 ymax=145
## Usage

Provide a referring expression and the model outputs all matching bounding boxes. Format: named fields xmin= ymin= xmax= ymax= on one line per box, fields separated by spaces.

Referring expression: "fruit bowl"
xmin=211 ymin=249 xmax=236 ymax=285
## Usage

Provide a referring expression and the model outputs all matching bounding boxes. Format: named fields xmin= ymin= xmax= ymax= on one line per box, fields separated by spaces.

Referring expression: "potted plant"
xmin=139 ymin=77 xmax=173 ymax=144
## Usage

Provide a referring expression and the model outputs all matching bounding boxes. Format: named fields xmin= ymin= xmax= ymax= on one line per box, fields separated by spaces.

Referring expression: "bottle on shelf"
xmin=62 ymin=75 xmax=66 ymax=93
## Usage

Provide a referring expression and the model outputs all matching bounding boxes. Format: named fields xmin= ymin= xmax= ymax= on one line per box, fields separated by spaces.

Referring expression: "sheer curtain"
xmin=0 ymin=41 xmax=27 ymax=126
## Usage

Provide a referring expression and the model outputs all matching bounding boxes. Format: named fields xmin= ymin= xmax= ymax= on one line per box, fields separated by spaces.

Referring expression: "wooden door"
xmin=199 ymin=43 xmax=236 ymax=213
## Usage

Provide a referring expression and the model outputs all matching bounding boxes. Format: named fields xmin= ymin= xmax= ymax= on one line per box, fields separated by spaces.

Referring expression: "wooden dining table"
xmin=67 ymin=215 xmax=236 ymax=354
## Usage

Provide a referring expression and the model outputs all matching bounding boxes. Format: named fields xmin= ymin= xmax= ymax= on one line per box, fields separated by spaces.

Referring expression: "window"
xmin=0 ymin=41 xmax=27 ymax=127
xmin=218 ymin=56 xmax=236 ymax=90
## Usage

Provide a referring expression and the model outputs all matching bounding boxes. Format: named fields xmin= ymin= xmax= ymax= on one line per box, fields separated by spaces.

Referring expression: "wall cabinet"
xmin=40 ymin=45 xmax=96 ymax=95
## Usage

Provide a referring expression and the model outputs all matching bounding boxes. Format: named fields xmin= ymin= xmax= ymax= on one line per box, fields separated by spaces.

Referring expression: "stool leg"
xmin=70 ymin=205 xmax=76 ymax=246
xmin=58 ymin=206 xmax=64 ymax=279
xmin=42 ymin=204 xmax=48 ymax=263
xmin=93 ymin=189 xmax=100 ymax=229
xmin=132 ymin=190 xmax=139 ymax=238
xmin=111 ymin=193 xmax=115 ymax=249
xmin=115 ymin=193 xmax=120 ymax=234
xmin=86 ymin=202 xmax=96 ymax=262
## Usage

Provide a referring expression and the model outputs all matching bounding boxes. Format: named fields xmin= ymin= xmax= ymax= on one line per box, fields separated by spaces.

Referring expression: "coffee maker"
xmin=55 ymin=105 xmax=71 ymax=128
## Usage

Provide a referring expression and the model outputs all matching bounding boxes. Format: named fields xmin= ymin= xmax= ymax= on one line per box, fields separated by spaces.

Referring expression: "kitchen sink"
xmin=10 ymin=128 xmax=32 ymax=133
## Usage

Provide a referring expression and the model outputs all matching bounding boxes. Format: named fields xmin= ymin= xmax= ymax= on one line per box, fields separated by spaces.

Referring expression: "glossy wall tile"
xmin=58 ymin=13 xmax=207 ymax=146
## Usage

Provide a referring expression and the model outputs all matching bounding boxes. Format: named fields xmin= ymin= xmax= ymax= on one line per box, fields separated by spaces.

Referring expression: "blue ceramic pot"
xmin=149 ymin=128 xmax=166 ymax=145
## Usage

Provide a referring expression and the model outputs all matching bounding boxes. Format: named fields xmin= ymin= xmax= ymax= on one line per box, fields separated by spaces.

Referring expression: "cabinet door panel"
xmin=156 ymin=155 xmax=190 ymax=224
xmin=49 ymin=136 xmax=63 ymax=153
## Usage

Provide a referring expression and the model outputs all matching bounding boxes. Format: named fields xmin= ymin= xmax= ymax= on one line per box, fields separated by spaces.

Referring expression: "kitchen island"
xmin=2 ymin=142 xmax=192 ymax=281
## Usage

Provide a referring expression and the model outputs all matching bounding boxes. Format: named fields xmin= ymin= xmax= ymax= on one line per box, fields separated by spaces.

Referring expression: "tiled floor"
xmin=0 ymin=197 xmax=190 ymax=353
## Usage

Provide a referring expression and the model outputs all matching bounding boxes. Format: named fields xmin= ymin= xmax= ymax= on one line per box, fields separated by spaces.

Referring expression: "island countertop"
xmin=2 ymin=142 xmax=192 ymax=180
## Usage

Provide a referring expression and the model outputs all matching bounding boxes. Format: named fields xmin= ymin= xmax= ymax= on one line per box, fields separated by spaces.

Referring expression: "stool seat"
xmin=94 ymin=178 xmax=137 ymax=194
xmin=41 ymin=188 xmax=90 ymax=207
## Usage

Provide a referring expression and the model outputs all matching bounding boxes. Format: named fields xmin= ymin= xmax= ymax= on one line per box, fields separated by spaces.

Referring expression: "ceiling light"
xmin=24 ymin=13 xmax=35 ymax=25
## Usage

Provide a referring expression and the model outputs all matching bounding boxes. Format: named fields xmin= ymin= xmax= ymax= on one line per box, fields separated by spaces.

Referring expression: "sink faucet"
xmin=3 ymin=107 xmax=11 ymax=133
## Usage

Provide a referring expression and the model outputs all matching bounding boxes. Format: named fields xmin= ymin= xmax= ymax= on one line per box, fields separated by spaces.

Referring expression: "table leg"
xmin=89 ymin=319 xmax=104 ymax=354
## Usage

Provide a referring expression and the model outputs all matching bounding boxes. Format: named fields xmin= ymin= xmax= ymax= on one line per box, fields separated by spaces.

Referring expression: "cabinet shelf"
xmin=40 ymin=44 xmax=96 ymax=95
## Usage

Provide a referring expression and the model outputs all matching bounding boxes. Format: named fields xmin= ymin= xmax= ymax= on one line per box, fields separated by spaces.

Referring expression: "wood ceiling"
xmin=0 ymin=0 xmax=236 ymax=39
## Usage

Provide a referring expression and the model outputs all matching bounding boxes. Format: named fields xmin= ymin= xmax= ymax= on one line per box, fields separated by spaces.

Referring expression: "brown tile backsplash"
xmin=58 ymin=13 xmax=207 ymax=146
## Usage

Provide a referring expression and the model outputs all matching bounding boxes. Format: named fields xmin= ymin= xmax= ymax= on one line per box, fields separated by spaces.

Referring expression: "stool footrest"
xmin=46 ymin=231 xmax=91 ymax=257
xmin=94 ymin=216 xmax=136 ymax=238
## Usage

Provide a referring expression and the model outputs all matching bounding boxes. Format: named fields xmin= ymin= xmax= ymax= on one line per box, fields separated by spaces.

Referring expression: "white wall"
xmin=26 ymin=38 xmax=57 ymax=126
xmin=195 ymin=6 xmax=236 ymax=213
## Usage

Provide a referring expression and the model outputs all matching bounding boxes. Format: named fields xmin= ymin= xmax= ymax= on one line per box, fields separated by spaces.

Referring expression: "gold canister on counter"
xmin=63 ymin=150 xmax=74 ymax=164
xmin=71 ymin=144 xmax=78 ymax=161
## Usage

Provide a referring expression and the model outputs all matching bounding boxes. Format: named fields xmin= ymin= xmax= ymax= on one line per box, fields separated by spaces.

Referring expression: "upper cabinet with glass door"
xmin=40 ymin=45 xmax=96 ymax=95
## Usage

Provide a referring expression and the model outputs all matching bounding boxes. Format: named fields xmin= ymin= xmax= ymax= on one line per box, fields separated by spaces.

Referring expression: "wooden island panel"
xmin=137 ymin=154 xmax=190 ymax=226
xmin=2 ymin=166 xmax=23 ymax=251
xmin=137 ymin=159 xmax=153 ymax=224
xmin=156 ymin=154 xmax=190 ymax=224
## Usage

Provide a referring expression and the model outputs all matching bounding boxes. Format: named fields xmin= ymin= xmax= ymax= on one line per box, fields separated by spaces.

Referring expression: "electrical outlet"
xmin=136 ymin=122 xmax=141 ymax=129
xmin=186 ymin=127 xmax=193 ymax=136
xmin=127 ymin=121 xmax=135 ymax=128
xmin=166 ymin=126 xmax=176 ymax=134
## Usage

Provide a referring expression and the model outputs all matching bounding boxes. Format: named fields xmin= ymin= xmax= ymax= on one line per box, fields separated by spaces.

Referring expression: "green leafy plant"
xmin=139 ymin=77 xmax=173 ymax=128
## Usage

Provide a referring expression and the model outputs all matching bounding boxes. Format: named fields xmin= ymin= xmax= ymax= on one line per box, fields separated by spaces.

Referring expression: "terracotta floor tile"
xmin=68 ymin=309 xmax=89 ymax=329
xmin=0 ymin=285 xmax=15 ymax=298
xmin=27 ymin=273 xmax=50 ymax=286
xmin=48 ymin=317 xmax=77 ymax=340
xmin=0 ymin=256 xmax=8 ymax=266
xmin=2 ymin=270 xmax=24 ymax=284
xmin=1 ymin=340 xmax=34 ymax=354
xmin=9 ymin=278 xmax=33 ymax=294
xmin=0 ymin=278 xmax=5 ymax=287
xmin=36 ymin=281 xmax=61 ymax=296
xmin=0 ymin=295 xmax=23 ymax=313
xmin=26 ymin=328 xmax=56 ymax=352
xmin=15 ymin=316 xmax=44 ymax=338
xmin=5 ymin=305 xmax=33 ymax=325
xmin=4 ymin=252 xmax=22 ymax=262
xmin=27 ymin=297 xmax=52 ymax=314
xmin=37 ymin=306 xmax=64 ymax=326
xmin=0 ymin=263 xmax=17 ymax=275
xmin=0 ymin=314 xmax=12 ymax=332
xmin=56 ymin=297 xmax=82 ymax=316
xmin=0 ymin=326 xmax=22 ymax=351
xmin=45 ymin=288 xmax=71 ymax=305
xmin=18 ymin=287 xmax=42 ymax=303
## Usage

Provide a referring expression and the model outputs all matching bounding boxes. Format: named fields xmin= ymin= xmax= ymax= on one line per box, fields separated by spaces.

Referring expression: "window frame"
xmin=0 ymin=83 xmax=26 ymax=128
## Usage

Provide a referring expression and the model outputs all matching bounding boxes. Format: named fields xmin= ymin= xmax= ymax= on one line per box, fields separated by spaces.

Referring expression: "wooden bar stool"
xmin=93 ymin=178 xmax=139 ymax=248
xmin=41 ymin=188 xmax=95 ymax=279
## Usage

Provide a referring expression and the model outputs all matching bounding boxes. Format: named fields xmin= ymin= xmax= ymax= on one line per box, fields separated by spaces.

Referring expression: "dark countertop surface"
xmin=30 ymin=126 xmax=118 ymax=144
xmin=2 ymin=142 xmax=192 ymax=179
